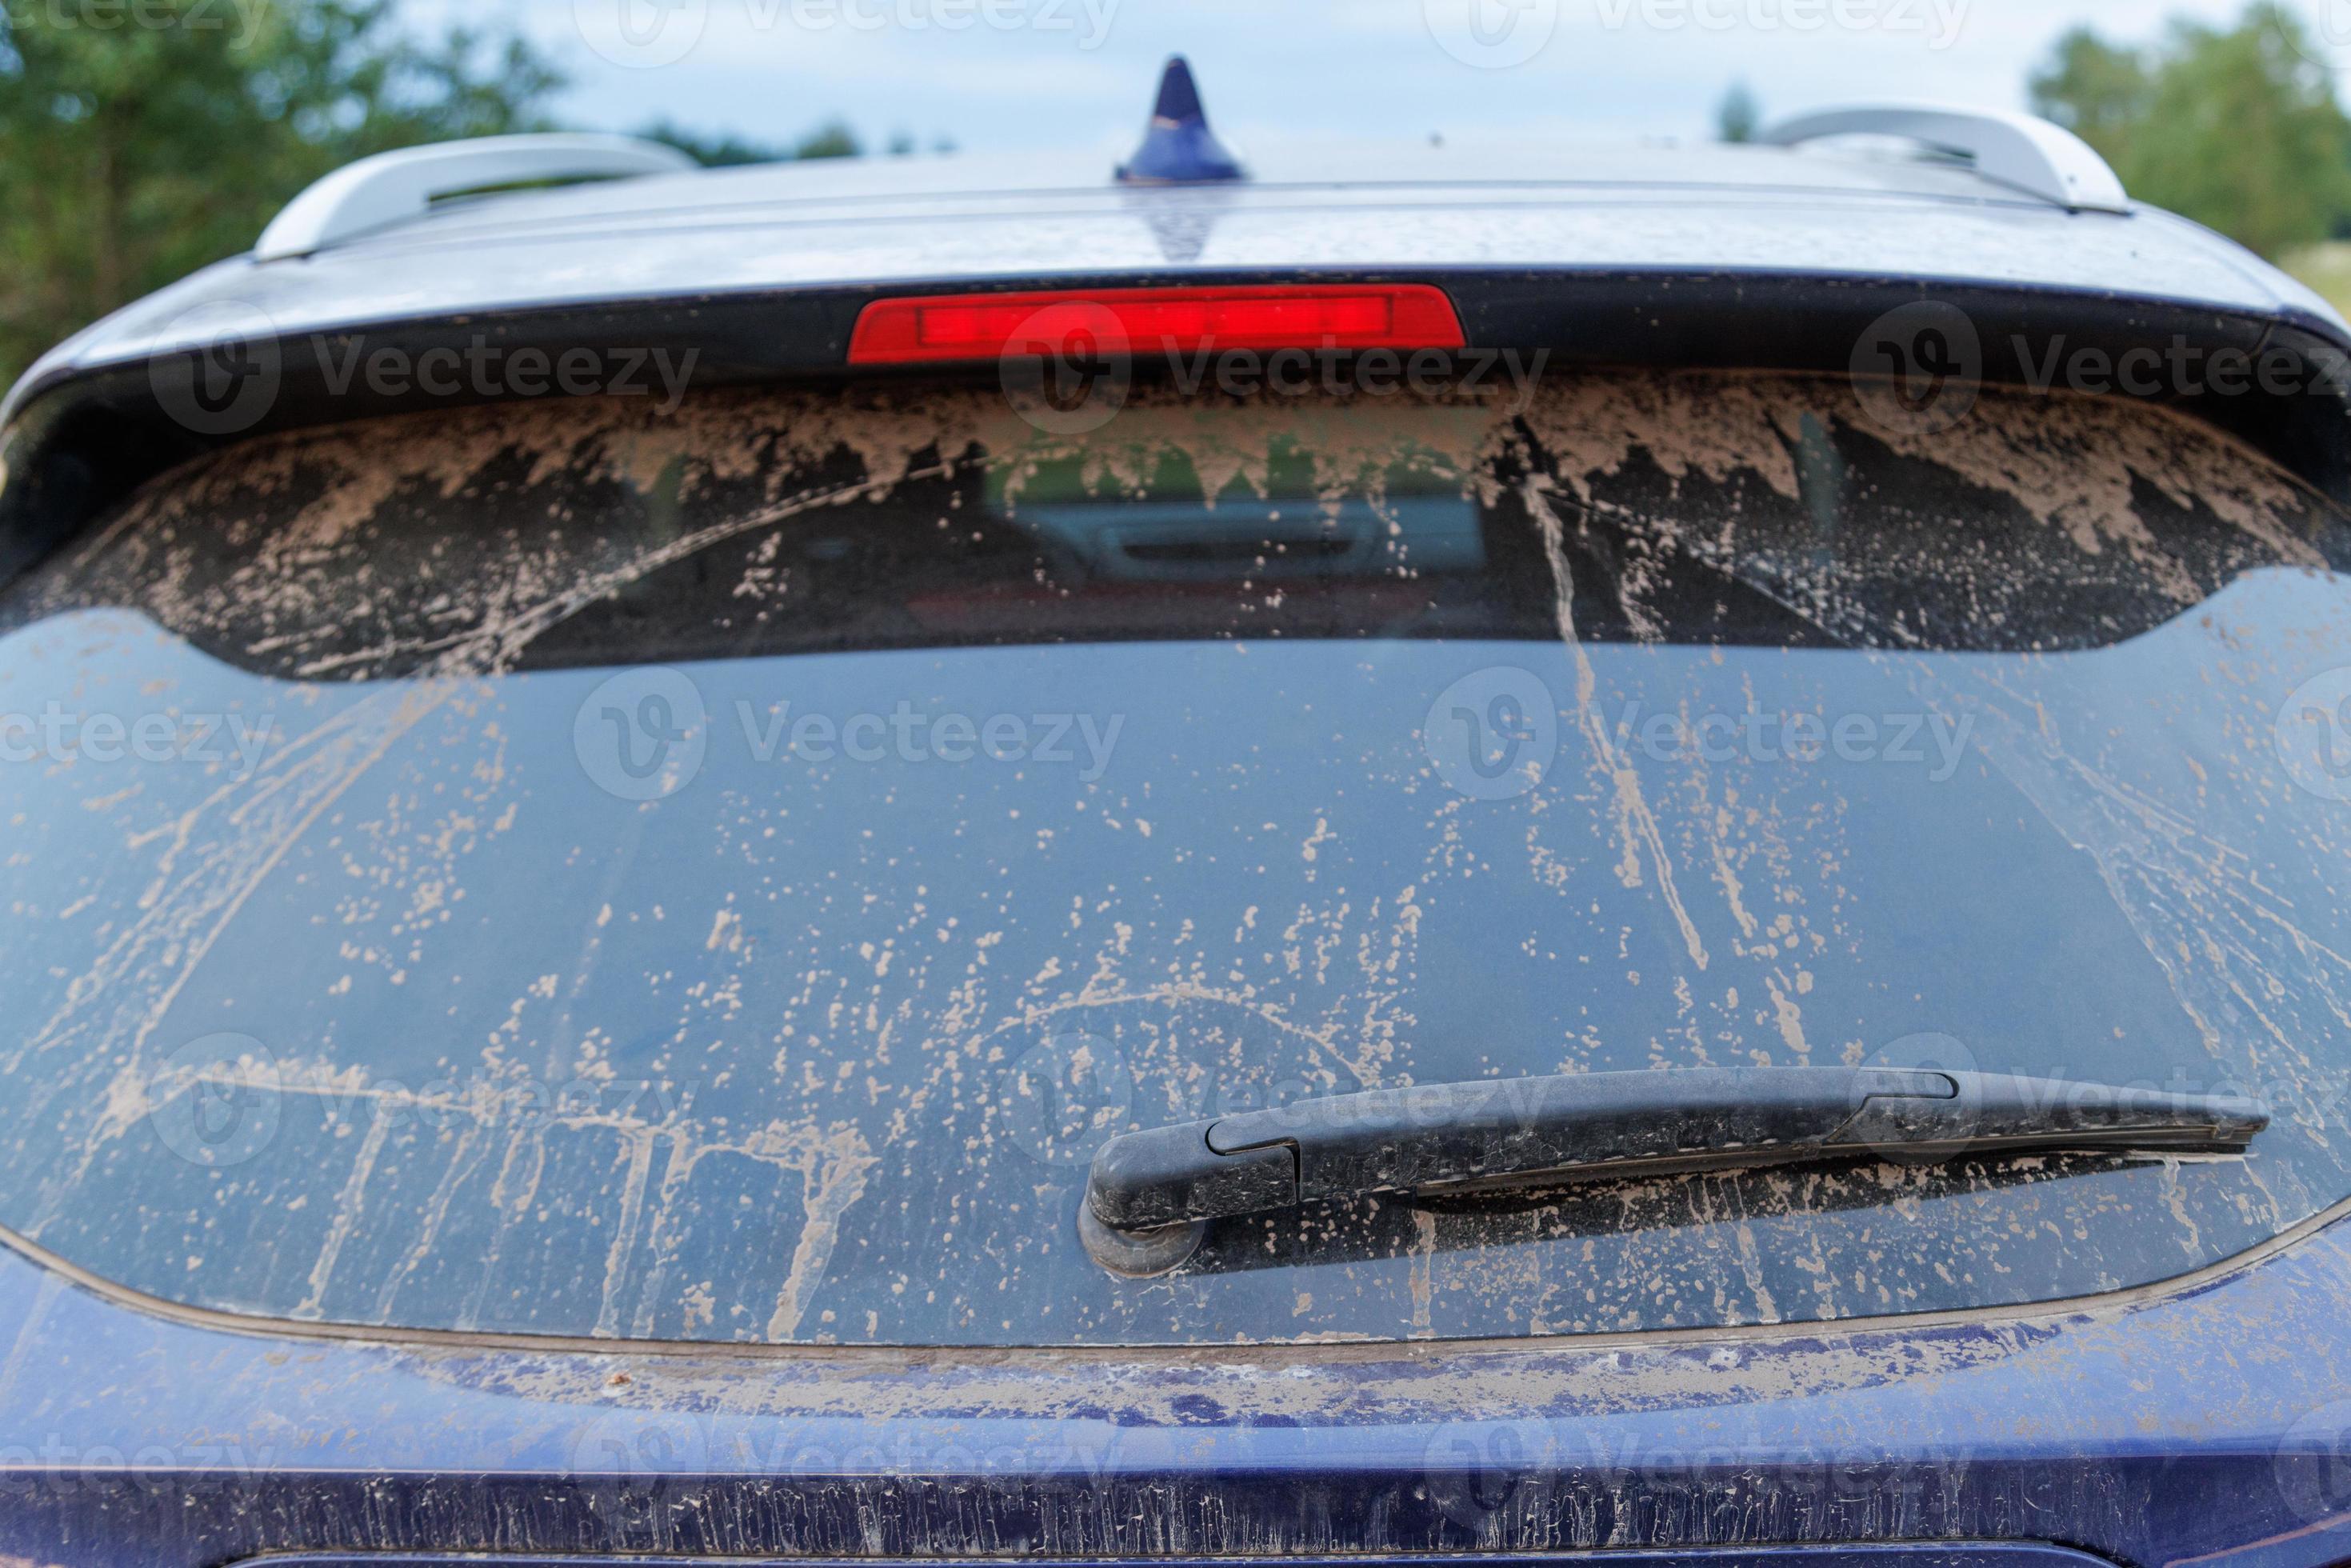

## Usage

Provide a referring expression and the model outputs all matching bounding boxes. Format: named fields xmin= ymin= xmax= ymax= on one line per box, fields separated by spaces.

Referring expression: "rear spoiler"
xmin=6 ymin=269 xmax=2349 ymax=587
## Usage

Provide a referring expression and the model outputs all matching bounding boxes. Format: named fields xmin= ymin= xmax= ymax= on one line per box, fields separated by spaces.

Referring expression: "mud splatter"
xmin=0 ymin=372 xmax=2343 ymax=1350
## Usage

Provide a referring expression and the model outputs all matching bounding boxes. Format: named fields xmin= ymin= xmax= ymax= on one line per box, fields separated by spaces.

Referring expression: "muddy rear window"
xmin=2 ymin=372 xmax=2348 ymax=1346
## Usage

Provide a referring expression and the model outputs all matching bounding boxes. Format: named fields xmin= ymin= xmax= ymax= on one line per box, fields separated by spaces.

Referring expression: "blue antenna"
xmin=1116 ymin=57 xmax=1246 ymax=185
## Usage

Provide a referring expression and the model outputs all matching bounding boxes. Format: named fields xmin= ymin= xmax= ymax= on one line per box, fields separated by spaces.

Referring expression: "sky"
xmin=457 ymin=0 xmax=2344 ymax=156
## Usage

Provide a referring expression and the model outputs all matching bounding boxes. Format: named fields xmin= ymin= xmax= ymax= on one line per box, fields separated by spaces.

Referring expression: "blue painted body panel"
xmin=2 ymin=1203 xmax=2348 ymax=1564
xmin=229 ymin=1552 xmax=2132 ymax=1568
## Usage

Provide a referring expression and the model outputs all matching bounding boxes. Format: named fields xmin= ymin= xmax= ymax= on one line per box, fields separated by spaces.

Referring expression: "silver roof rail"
xmin=1759 ymin=105 xmax=2129 ymax=214
xmin=254 ymin=133 xmax=697 ymax=262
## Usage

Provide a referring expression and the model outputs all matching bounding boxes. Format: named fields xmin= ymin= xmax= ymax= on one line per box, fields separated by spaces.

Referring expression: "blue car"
xmin=1 ymin=58 xmax=2349 ymax=1568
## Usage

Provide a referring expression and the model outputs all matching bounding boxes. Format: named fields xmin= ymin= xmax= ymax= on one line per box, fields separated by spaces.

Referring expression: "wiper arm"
xmin=1078 ymin=1067 xmax=2268 ymax=1274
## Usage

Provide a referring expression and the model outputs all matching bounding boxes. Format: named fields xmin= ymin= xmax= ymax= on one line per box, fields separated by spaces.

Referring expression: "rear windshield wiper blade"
xmin=1078 ymin=1067 xmax=2269 ymax=1274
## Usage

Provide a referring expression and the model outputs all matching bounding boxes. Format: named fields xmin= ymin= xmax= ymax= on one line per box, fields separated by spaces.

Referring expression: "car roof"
xmin=14 ymin=132 xmax=2344 ymax=403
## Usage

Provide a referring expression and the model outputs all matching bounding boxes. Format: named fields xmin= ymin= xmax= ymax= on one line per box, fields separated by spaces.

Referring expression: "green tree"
xmin=0 ymin=0 xmax=561 ymax=384
xmin=639 ymin=118 xmax=785 ymax=168
xmin=1716 ymin=80 xmax=1761 ymax=145
xmin=639 ymin=115 xmax=869 ymax=168
xmin=789 ymin=117 xmax=862 ymax=160
xmin=2028 ymin=26 xmax=2152 ymax=150
xmin=2029 ymin=3 xmax=2351 ymax=258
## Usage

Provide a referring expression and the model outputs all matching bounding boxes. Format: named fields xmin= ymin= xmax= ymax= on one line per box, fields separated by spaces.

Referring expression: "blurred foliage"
xmin=1715 ymin=80 xmax=1760 ymax=144
xmin=0 ymin=0 xmax=564 ymax=382
xmin=789 ymin=117 xmax=861 ymax=160
xmin=2285 ymin=240 xmax=2351 ymax=315
xmin=638 ymin=114 xmax=864 ymax=167
xmin=2031 ymin=2 xmax=2351 ymax=258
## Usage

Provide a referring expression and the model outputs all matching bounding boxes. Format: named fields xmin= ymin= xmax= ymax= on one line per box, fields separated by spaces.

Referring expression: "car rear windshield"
xmin=2 ymin=371 xmax=2347 ymax=1346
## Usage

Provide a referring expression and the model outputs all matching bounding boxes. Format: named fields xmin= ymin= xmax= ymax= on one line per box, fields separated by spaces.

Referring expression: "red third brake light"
xmin=846 ymin=284 xmax=1467 ymax=366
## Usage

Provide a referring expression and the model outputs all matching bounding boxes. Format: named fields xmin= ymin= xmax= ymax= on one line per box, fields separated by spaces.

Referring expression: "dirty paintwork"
xmin=0 ymin=374 xmax=2346 ymax=1348
xmin=214 ymin=1554 xmax=2141 ymax=1568
xmin=1 ymin=1203 xmax=2349 ymax=1563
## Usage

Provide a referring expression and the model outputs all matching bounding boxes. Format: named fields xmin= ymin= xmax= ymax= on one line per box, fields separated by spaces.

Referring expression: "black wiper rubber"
xmin=1078 ymin=1068 xmax=2268 ymax=1272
